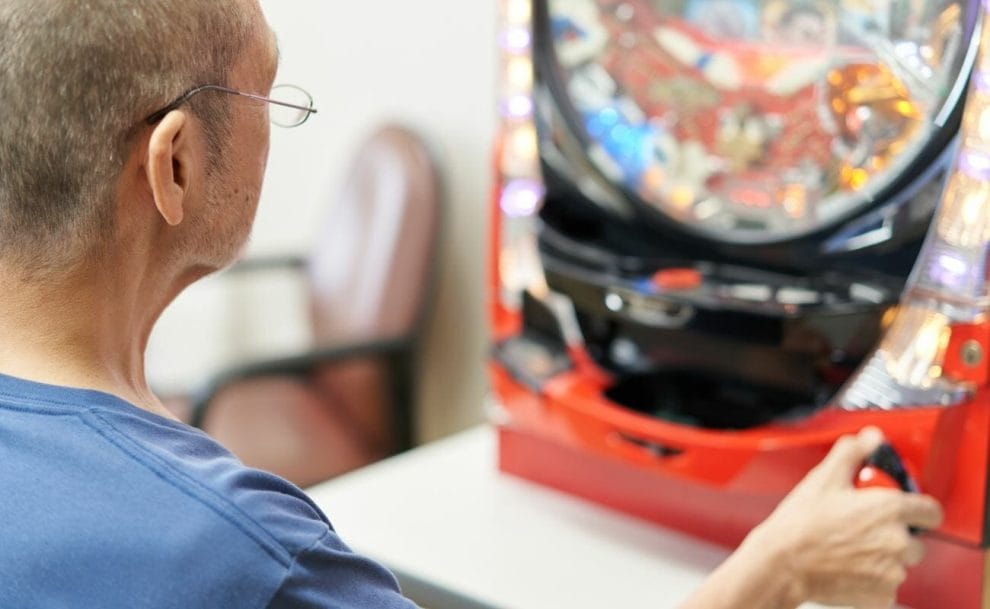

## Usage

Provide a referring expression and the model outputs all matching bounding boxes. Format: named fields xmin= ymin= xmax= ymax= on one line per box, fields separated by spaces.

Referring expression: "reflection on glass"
xmin=879 ymin=303 xmax=950 ymax=388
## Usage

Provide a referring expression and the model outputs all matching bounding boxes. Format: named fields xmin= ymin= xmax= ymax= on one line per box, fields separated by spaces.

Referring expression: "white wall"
xmin=148 ymin=1 xmax=497 ymax=441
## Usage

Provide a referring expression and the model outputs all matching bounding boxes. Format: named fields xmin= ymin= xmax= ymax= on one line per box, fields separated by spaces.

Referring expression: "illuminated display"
xmin=547 ymin=0 xmax=975 ymax=242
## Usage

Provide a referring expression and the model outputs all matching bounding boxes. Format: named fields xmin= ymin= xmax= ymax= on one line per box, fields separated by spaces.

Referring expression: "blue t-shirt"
xmin=0 ymin=373 xmax=417 ymax=608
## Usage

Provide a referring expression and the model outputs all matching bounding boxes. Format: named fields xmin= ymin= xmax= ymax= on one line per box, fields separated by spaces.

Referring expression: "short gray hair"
xmin=0 ymin=0 xmax=252 ymax=275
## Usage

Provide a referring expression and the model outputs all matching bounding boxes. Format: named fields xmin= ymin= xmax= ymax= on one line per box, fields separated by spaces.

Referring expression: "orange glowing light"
xmin=781 ymin=184 xmax=808 ymax=218
xmin=839 ymin=166 xmax=870 ymax=191
xmin=668 ymin=186 xmax=695 ymax=210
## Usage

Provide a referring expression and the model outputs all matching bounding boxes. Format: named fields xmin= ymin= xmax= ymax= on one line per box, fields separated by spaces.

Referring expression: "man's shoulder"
xmin=0 ymin=381 xmax=333 ymax=564
xmin=80 ymin=402 xmax=415 ymax=607
xmin=0 ymin=378 xmax=413 ymax=608
xmin=0 ymin=388 xmax=336 ymax=606
xmin=85 ymin=402 xmax=337 ymax=561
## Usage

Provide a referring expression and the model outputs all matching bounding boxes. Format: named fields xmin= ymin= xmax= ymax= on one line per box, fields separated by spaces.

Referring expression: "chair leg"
xmin=389 ymin=349 xmax=416 ymax=452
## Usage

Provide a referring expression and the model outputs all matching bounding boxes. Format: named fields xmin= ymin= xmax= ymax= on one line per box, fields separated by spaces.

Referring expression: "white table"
xmin=306 ymin=426 xmax=887 ymax=609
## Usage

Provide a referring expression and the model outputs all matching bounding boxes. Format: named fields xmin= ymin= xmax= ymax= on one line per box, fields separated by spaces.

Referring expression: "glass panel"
xmin=546 ymin=0 xmax=977 ymax=242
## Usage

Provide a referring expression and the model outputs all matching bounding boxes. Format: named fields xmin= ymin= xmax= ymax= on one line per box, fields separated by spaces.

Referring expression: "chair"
xmin=187 ymin=124 xmax=441 ymax=488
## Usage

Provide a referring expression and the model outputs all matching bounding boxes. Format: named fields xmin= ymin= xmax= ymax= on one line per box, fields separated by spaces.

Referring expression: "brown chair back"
xmin=307 ymin=125 xmax=440 ymax=346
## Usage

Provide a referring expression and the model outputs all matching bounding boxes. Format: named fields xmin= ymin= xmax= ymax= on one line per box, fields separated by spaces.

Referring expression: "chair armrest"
xmin=188 ymin=336 xmax=413 ymax=429
xmin=223 ymin=254 xmax=308 ymax=275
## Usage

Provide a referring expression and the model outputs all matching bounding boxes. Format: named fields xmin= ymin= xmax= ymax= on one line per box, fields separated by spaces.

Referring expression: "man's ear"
xmin=146 ymin=111 xmax=198 ymax=227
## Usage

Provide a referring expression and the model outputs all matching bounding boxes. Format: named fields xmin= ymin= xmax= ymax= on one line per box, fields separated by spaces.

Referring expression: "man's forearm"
xmin=677 ymin=526 xmax=800 ymax=609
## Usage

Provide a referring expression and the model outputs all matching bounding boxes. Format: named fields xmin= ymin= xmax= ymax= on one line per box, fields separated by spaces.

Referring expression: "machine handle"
xmin=856 ymin=442 xmax=919 ymax=493
xmin=855 ymin=442 xmax=923 ymax=534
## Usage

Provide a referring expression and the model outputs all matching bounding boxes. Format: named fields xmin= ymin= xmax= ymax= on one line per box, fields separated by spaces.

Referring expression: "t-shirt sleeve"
xmin=266 ymin=530 xmax=419 ymax=609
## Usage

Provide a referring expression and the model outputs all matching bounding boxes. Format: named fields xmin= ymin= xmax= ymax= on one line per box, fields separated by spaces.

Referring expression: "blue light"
xmin=583 ymin=106 xmax=657 ymax=184
xmin=551 ymin=16 xmax=588 ymax=42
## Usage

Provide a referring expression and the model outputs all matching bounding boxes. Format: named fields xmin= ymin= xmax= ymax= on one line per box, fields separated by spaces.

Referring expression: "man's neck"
xmin=0 ymin=259 xmax=185 ymax=420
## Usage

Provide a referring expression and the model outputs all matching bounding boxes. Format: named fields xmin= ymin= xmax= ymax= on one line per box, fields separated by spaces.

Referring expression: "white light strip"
xmin=496 ymin=0 xmax=546 ymax=312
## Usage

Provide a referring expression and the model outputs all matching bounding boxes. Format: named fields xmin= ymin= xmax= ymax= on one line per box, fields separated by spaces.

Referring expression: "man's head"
xmin=0 ymin=0 xmax=274 ymax=278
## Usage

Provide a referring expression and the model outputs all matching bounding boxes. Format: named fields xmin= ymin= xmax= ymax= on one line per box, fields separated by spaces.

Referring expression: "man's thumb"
xmin=817 ymin=426 xmax=885 ymax=488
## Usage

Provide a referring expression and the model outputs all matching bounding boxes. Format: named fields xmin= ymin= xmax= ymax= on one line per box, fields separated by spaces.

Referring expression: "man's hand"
xmin=743 ymin=427 xmax=943 ymax=608
xmin=680 ymin=427 xmax=943 ymax=609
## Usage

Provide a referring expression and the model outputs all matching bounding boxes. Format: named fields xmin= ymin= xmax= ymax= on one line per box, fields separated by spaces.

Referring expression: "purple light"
xmin=960 ymin=151 xmax=990 ymax=181
xmin=974 ymin=71 xmax=990 ymax=93
xmin=500 ymin=95 xmax=534 ymax=119
xmin=938 ymin=252 xmax=967 ymax=276
xmin=499 ymin=27 xmax=532 ymax=53
xmin=928 ymin=250 xmax=975 ymax=290
xmin=501 ymin=180 xmax=545 ymax=218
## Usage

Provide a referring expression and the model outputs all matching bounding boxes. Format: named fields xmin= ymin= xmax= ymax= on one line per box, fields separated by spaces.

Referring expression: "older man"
xmin=0 ymin=1 xmax=940 ymax=608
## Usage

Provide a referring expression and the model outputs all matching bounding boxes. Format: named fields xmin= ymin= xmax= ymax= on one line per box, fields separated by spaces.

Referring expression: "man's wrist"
xmin=678 ymin=523 xmax=803 ymax=609
xmin=735 ymin=521 xmax=805 ymax=609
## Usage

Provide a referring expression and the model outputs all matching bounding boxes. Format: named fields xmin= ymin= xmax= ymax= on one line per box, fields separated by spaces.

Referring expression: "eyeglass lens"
xmin=269 ymin=84 xmax=315 ymax=127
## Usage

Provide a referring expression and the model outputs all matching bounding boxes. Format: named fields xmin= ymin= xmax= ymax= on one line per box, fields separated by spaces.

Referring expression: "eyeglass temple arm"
xmin=145 ymin=85 xmax=318 ymax=125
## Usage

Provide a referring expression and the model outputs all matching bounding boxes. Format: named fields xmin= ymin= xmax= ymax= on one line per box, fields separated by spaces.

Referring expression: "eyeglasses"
xmin=144 ymin=83 xmax=318 ymax=128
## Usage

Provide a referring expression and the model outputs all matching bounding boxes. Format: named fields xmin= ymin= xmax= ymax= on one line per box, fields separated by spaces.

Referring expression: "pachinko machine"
xmin=488 ymin=0 xmax=990 ymax=606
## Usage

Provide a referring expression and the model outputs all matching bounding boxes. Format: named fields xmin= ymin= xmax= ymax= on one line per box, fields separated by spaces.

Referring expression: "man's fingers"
xmin=817 ymin=427 xmax=885 ymax=487
xmin=903 ymin=537 xmax=926 ymax=567
xmin=898 ymin=494 xmax=944 ymax=530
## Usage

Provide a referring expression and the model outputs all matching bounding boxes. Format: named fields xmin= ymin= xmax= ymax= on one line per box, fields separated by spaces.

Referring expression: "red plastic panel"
xmin=499 ymin=425 xmax=987 ymax=609
xmin=491 ymin=365 xmax=990 ymax=545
